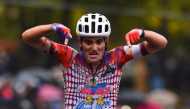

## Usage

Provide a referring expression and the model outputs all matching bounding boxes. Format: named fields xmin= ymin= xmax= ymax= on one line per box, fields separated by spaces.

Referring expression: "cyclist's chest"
xmin=63 ymin=63 xmax=122 ymax=91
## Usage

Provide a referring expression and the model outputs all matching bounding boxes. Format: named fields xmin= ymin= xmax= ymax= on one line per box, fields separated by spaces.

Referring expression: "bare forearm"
xmin=143 ymin=30 xmax=168 ymax=53
xmin=22 ymin=24 xmax=52 ymax=42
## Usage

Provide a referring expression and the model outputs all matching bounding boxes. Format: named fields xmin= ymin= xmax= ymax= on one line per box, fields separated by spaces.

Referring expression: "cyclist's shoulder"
xmin=108 ymin=46 xmax=125 ymax=53
xmin=51 ymin=42 xmax=77 ymax=52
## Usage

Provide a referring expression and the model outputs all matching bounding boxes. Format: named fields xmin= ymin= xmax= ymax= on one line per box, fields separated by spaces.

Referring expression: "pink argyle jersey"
xmin=41 ymin=39 xmax=148 ymax=109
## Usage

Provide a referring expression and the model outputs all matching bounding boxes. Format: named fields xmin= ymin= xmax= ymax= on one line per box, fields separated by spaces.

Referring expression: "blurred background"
xmin=0 ymin=0 xmax=189 ymax=109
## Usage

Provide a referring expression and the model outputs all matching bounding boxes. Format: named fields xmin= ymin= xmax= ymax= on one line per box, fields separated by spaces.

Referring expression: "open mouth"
xmin=89 ymin=51 xmax=98 ymax=55
xmin=89 ymin=53 xmax=97 ymax=55
xmin=88 ymin=52 xmax=98 ymax=58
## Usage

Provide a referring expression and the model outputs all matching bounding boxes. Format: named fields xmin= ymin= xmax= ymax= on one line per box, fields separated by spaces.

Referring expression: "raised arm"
xmin=22 ymin=24 xmax=52 ymax=48
xmin=22 ymin=23 xmax=72 ymax=49
xmin=142 ymin=30 xmax=167 ymax=53
xmin=125 ymin=29 xmax=168 ymax=56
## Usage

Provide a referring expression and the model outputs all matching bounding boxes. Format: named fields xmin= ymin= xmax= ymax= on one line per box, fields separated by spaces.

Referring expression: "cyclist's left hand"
xmin=125 ymin=28 xmax=144 ymax=46
xmin=51 ymin=23 xmax=72 ymax=41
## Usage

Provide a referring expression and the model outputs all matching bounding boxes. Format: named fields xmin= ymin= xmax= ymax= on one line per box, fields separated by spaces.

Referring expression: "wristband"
xmin=140 ymin=29 xmax=145 ymax=38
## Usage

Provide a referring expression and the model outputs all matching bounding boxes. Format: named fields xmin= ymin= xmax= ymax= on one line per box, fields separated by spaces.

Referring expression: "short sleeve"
xmin=111 ymin=43 xmax=149 ymax=67
xmin=109 ymin=46 xmax=133 ymax=67
xmin=50 ymin=42 xmax=78 ymax=67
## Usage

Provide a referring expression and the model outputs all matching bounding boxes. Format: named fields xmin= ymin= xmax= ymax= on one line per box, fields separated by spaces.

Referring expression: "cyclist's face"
xmin=81 ymin=37 xmax=106 ymax=64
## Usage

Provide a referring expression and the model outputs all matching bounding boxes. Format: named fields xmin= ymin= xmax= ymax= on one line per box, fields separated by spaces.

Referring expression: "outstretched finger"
xmin=64 ymin=38 xmax=69 ymax=45
xmin=67 ymin=32 xmax=72 ymax=39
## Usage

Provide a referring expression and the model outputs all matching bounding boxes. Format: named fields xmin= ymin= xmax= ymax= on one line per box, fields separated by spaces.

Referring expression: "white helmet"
xmin=76 ymin=13 xmax=111 ymax=37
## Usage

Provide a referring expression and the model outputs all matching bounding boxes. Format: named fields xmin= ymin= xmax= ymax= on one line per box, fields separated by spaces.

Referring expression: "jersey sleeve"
xmin=110 ymin=43 xmax=148 ymax=67
xmin=125 ymin=43 xmax=149 ymax=59
xmin=109 ymin=46 xmax=133 ymax=68
xmin=40 ymin=37 xmax=78 ymax=67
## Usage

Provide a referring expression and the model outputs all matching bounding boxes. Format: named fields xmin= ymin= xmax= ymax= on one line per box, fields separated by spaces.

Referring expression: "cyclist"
xmin=22 ymin=13 xmax=167 ymax=109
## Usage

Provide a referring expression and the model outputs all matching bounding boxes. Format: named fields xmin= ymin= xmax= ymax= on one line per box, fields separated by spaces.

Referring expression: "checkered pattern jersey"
xmin=41 ymin=39 xmax=148 ymax=109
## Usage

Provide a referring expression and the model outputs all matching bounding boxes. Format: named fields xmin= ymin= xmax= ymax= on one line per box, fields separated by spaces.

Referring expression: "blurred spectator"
xmin=13 ymin=72 xmax=40 ymax=96
xmin=51 ymin=65 xmax=65 ymax=87
xmin=136 ymin=100 xmax=162 ymax=109
xmin=13 ymin=67 xmax=45 ymax=109
xmin=120 ymin=105 xmax=132 ymax=109
xmin=0 ymin=39 xmax=18 ymax=74
xmin=0 ymin=74 xmax=20 ymax=109
xmin=0 ymin=51 xmax=10 ymax=73
xmin=146 ymin=89 xmax=179 ymax=109
xmin=36 ymin=84 xmax=64 ymax=109
xmin=12 ymin=67 xmax=64 ymax=109
xmin=118 ymin=89 xmax=145 ymax=107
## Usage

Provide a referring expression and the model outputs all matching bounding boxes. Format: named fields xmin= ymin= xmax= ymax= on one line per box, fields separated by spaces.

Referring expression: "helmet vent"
xmin=99 ymin=17 xmax=102 ymax=22
xmin=85 ymin=17 xmax=88 ymax=22
xmin=92 ymin=15 xmax=95 ymax=19
xmin=91 ymin=22 xmax=95 ymax=33
xmin=79 ymin=24 xmax=82 ymax=32
xmin=98 ymin=25 xmax=102 ymax=33
xmin=105 ymin=25 xmax=108 ymax=32
xmin=85 ymin=25 xmax=89 ymax=33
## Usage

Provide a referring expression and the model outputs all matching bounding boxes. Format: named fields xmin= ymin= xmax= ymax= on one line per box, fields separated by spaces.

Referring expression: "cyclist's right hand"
xmin=51 ymin=23 xmax=72 ymax=41
xmin=125 ymin=28 xmax=144 ymax=46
